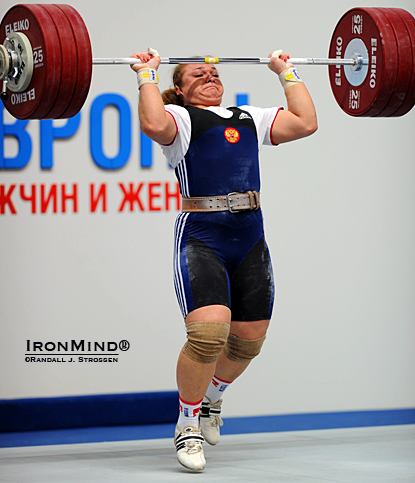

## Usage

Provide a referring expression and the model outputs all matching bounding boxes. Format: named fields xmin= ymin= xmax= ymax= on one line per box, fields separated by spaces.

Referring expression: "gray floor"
xmin=0 ymin=425 xmax=414 ymax=482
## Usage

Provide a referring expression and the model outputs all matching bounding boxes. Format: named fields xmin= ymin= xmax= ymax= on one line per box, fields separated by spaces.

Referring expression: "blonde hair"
xmin=161 ymin=64 xmax=188 ymax=106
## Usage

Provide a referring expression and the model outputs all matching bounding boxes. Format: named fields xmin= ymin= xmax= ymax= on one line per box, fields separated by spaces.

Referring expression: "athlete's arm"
xmin=268 ymin=52 xmax=318 ymax=144
xmin=130 ymin=50 xmax=177 ymax=145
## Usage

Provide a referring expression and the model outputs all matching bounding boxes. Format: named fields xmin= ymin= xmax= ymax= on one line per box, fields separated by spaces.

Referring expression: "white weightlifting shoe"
xmin=199 ymin=397 xmax=223 ymax=445
xmin=174 ymin=425 xmax=206 ymax=471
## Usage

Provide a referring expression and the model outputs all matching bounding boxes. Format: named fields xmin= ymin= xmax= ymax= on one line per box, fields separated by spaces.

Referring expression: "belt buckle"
xmin=250 ymin=190 xmax=260 ymax=210
xmin=226 ymin=192 xmax=240 ymax=213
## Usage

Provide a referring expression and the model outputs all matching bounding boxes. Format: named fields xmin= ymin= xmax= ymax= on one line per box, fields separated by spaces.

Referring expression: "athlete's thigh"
xmin=230 ymin=236 xmax=274 ymax=322
xmin=175 ymin=234 xmax=230 ymax=318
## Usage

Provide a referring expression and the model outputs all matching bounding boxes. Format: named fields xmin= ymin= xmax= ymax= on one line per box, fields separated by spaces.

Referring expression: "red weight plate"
xmin=40 ymin=4 xmax=78 ymax=119
xmin=0 ymin=4 xmax=61 ymax=119
xmin=375 ymin=8 xmax=413 ymax=117
xmin=391 ymin=8 xmax=415 ymax=117
xmin=328 ymin=8 xmax=398 ymax=117
xmin=56 ymin=5 xmax=92 ymax=119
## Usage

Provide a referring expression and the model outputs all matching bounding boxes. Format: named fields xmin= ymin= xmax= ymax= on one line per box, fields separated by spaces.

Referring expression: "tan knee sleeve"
xmin=183 ymin=321 xmax=230 ymax=364
xmin=224 ymin=333 xmax=266 ymax=363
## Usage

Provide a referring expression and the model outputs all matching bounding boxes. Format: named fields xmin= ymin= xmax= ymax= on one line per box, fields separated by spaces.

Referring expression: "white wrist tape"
xmin=278 ymin=67 xmax=303 ymax=91
xmin=271 ymin=49 xmax=283 ymax=59
xmin=137 ymin=68 xmax=159 ymax=89
xmin=147 ymin=47 xmax=160 ymax=58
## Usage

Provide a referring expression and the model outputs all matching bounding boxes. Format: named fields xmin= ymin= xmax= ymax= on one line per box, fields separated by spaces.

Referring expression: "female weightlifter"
xmin=130 ymin=48 xmax=317 ymax=471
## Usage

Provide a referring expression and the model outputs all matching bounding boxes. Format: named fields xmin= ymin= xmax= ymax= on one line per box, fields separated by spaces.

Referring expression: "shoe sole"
xmin=202 ymin=435 xmax=218 ymax=446
xmin=200 ymin=425 xmax=219 ymax=446
xmin=177 ymin=459 xmax=205 ymax=471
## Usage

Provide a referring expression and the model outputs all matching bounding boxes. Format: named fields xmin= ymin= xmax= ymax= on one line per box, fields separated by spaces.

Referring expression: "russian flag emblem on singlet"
xmin=224 ymin=127 xmax=240 ymax=143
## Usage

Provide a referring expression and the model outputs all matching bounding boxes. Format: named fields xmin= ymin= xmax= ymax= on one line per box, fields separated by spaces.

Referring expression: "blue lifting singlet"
xmin=173 ymin=106 xmax=274 ymax=321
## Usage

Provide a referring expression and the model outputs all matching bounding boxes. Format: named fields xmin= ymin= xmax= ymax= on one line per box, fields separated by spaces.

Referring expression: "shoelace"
xmin=209 ymin=414 xmax=223 ymax=427
xmin=175 ymin=426 xmax=205 ymax=454
xmin=185 ymin=440 xmax=203 ymax=454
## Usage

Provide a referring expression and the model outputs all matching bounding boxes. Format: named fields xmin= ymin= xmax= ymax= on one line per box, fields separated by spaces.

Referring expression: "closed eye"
xmin=194 ymin=74 xmax=219 ymax=78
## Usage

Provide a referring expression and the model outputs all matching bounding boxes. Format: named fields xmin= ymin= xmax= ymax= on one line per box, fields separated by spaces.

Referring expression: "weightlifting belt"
xmin=181 ymin=191 xmax=260 ymax=213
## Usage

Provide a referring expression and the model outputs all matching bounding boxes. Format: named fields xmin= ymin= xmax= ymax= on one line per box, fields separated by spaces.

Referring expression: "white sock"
xmin=205 ymin=375 xmax=231 ymax=403
xmin=177 ymin=396 xmax=203 ymax=429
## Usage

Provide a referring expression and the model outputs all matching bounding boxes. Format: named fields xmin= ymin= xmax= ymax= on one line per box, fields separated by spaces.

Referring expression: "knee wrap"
xmin=183 ymin=321 xmax=230 ymax=364
xmin=224 ymin=334 xmax=266 ymax=363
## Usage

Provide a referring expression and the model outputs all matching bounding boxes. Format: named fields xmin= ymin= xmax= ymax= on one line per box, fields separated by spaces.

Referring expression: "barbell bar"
xmin=92 ymin=57 xmax=366 ymax=66
xmin=0 ymin=4 xmax=414 ymax=120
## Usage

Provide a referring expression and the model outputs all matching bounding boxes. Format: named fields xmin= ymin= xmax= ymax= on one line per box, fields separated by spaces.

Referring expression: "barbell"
xmin=0 ymin=4 xmax=414 ymax=120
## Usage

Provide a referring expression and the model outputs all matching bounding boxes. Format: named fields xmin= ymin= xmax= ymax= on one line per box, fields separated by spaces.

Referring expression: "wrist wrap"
xmin=278 ymin=67 xmax=303 ymax=90
xmin=137 ymin=68 xmax=159 ymax=89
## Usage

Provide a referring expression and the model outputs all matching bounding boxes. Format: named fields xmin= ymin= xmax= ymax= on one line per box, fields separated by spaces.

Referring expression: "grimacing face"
xmin=175 ymin=64 xmax=224 ymax=107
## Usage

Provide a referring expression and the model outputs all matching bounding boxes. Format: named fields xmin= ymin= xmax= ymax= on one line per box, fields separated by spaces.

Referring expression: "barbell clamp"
xmin=1 ymin=78 xmax=9 ymax=101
